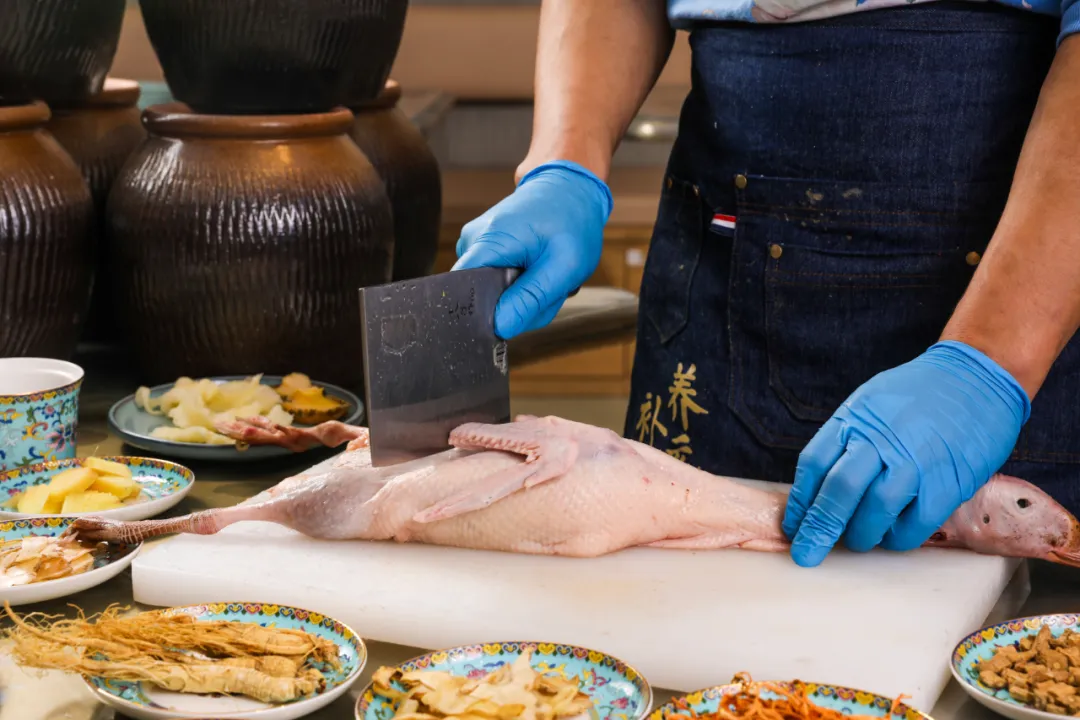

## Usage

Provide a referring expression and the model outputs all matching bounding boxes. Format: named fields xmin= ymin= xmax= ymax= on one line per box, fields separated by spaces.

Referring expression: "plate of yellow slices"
xmin=0 ymin=456 xmax=194 ymax=522
xmin=107 ymin=373 xmax=364 ymax=462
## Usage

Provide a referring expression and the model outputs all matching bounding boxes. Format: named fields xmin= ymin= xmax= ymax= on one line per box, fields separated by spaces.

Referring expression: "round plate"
xmin=356 ymin=641 xmax=652 ymax=720
xmin=0 ymin=517 xmax=141 ymax=607
xmin=951 ymin=614 xmax=1080 ymax=720
xmin=0 ymin=456 xmax=194 ymax=521
xmin=85 ymin=601 xmax=368 ymax=720
xmin=650 ymin=682 xmax=932 ymax=720
xmin=107 ymin=375 xmax=365 ymax=462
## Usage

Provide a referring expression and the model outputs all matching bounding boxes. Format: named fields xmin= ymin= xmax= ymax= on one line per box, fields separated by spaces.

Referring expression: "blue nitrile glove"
xmin=453 ymin=160 xmax=613 ymax=340
xmin=782 ymin=340 xmax=1031 ymax=568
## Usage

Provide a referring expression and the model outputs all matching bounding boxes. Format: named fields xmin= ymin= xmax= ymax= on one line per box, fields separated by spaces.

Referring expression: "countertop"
xmin=2 ymin=368 xmax=1079 ymax=719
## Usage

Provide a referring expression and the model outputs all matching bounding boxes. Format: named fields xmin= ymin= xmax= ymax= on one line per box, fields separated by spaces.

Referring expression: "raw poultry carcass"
xmin=73 ymin=415 xmax=1080 ymax=566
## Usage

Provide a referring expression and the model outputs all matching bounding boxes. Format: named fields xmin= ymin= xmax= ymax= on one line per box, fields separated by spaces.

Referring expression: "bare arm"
xmin=515 ymin=0 xmax=675 ymax=184
xmin=941 ymin=36 xmax=1080 ymax=398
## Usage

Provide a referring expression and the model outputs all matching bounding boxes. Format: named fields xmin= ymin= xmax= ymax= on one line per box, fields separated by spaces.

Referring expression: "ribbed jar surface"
xmin=0 ymin=0 xmax=126 ymax=108
xmin=139 ymin=0 xmax=409 ymax=114
xmin=0 ymin=103 xmax=95 ymax=359
xmin=107 ymin=104 xmax=394 ymax=389
xmin=47 ymin=79 xmax=146 ymax=343
xmin=349 ymin=81 xmax=441 ymax=282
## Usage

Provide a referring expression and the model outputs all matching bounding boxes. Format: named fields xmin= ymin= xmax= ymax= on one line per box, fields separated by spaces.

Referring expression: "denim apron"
xmin=624 ymin=2 xmax=1080 ymax=513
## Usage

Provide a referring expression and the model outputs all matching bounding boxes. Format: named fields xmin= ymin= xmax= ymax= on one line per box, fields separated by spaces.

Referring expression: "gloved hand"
xmin=782 ymin=340 xmax=1031 ymax=568
xmin=453 ymin=160 xmax=613 ymax=340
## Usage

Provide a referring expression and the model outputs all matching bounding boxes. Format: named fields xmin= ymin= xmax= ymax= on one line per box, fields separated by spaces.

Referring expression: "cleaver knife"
xmin=359 ymin=267 xmax=520 ymax=467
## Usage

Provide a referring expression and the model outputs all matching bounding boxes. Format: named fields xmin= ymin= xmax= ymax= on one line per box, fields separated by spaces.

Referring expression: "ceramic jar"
xmin=108 ymin=104 xmax=394 ymax=388
xmin=349 ymin=80 xmax=441 ymax=281
xmin=46 ymin=78 xmax=146 ymax=344
xmin=0 ymin=101 xmax=95 ymax=360
xmin=0 ymin=0 xmax=126 ymax=108
xmin=138 ymin=0 xmax=409 ymax=114
xmin=0 ymin=358 xmax=84 ymax=470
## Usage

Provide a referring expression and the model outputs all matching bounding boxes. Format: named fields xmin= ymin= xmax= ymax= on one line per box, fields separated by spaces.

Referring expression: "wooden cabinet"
xmin=434 ymin=224 xmax=651 ymax=397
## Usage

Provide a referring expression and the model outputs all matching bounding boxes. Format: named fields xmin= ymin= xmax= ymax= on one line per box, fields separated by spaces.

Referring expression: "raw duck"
xmin=72 ymin=415 xmax=1080 ymax=566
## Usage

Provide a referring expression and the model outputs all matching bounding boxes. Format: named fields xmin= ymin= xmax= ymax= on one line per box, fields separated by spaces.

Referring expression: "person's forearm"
xmin=516 ymin=0 xmax=674 ymax=183
xmin=941 ymin=36 xmax=1080 ymax=399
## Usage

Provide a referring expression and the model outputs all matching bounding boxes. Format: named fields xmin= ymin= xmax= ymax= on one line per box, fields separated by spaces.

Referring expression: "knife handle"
xmin=501 ymin=268 xmax=579 ymax=298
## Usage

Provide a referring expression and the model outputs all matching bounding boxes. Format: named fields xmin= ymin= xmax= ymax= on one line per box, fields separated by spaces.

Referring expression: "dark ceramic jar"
xmin=0 ymin=0 xmax=126 ymax=108
xmin=107 ymin=104 xmax=394 ymax=388
xmin=349 ymin=80 xmax=441 ymax=281
xmin=0 ymin=102 xmax=95 ymax=359
xmin=138 ymin=0 xmax=409 ymax=114
xmin=47 ymin=78 xmax=147 ymax=344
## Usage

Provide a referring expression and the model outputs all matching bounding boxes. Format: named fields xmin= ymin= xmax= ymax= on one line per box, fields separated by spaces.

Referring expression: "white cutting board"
xmin=133 ymin=476 xmax=1027 ymax=711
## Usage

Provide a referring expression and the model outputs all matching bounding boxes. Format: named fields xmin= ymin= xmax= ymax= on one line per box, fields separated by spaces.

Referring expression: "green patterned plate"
xmin=650 ymin=681 xmax=932 ymax=720
xmin=356 ymin=641 xmax=652 ymax=720
xmin=85 ymin=602 xmax=367 ymax=720
xmin=0 ymin=456 xmax=194 ymax=521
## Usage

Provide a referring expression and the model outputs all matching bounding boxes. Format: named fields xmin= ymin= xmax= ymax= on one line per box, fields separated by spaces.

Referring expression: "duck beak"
xmin=1050 ymin=520 xmax=1080 ymax=568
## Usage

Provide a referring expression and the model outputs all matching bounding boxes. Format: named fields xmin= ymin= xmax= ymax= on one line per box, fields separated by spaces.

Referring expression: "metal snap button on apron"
xmin=769 ymin=244 xmax=783 ymax=259
xmin=966 ymin=251 xmax=981 ymax=266
xmin=734 ymin=174 xmax=748 ymax=189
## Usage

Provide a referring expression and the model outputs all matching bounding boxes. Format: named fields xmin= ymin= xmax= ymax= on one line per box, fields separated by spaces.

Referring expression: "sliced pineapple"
xmin=61 ymin=490 xmax=122 ymax=514
xmin=89 ymin=473 xmax=139 ymax=500
xmin=83 ymin=457 xmax=132 ymax=479
xmin=16 ymin=485 xmax=53 ymax=514
xmin=46 ymin=468 xmax=98 ymax=503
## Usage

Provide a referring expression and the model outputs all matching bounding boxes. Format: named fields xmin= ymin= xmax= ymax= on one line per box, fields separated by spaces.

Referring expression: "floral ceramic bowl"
xmin=0 ymin=456 xmax=194 ymax=522
xmin=950 ymin=614 xmax=1080 ymax=720
xmin=356 ymin=641 xmax=653 ymax=720
xmin=650 ymin=681 xmax=932 ymax=720
xmin=85 ymin=602 xmax=368 ymax=720
xmin=0 ymin=358 xmax=83 ymax=471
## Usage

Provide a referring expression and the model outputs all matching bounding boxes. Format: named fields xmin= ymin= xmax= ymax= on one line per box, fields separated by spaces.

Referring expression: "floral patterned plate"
xmin=649 ymin=681 xmax=933 ymax=720
xmin=355 ymin=641 xmax=652 ymax=720
xmin=108 ymin=374 xmax=364 ymax=463
xmin=950 ymin=614 xmax=1080 ymax=720
xmin=0 ymin=456 xmax=194 ymax=522
xmin=84 ymin=602 xmax=368 ymax=720
xmin=0 ymin=517 xmax=141 ymax=607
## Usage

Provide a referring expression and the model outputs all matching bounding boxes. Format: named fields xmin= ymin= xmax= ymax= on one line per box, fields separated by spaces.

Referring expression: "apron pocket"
xmin=640 ymin=174 xmax=709 ymax=344
xmin=727 ymin=174 xmax=1008 ymax=451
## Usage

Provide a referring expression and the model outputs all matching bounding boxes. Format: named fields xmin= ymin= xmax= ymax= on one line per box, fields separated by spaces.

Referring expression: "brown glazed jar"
xmin=349 ymin=81 xmax=441 ymax=281
xmin=47 ymin=78 xmax=146 ymax=344
xmin=0 ymin=0 xmax=126 ymax=108
xmin=139 ymin=0 xmax=408 ymax=114
xmin=107 ymin=104 xmax=394 ymax=389
xmin=0 ymin=102 xmax=95 ymax=359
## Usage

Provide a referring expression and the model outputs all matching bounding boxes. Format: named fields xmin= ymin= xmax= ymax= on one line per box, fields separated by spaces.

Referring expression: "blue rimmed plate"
xmin=84 ymin=601 xmax=368 ymax=720
xmin=356 ymin=641 xmax=652 ymax=720
xmin=0 ymin=517 xmax=140 ymax=607
xmin=951 ymin=614 xmax=1080 ymax=720
xmin=108 ymin=374 xmax=365 ymax=463
xmin=649 ymin=681 xmax=932 ymax=720
xmin=0 ymin=456 xmax=194 ymax=522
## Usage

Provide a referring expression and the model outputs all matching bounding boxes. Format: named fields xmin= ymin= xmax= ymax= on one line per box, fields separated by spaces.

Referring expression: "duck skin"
xmin=73 ymin=415 xmax=1080 ymax=566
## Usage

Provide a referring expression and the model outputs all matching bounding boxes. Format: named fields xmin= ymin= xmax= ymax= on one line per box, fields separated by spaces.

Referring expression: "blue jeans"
xmin=624 ymin=2 xmax=1080 ymax=511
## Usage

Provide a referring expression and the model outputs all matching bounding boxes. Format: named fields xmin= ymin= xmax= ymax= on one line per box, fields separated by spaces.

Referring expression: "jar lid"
xmin=142 ymin=103 xmax=355 ymax=140
xmin=0 ymin=100 xmax=50 ymax=132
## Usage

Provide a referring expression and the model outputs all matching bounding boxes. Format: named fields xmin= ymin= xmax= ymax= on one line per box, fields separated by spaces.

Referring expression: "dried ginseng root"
xmin=3 ymin=602 xmax=335 ymax=704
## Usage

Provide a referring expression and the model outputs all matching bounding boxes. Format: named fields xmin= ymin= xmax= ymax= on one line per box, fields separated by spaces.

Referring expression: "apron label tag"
xmin=710 ymin=213 xmax=737 ymax=237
